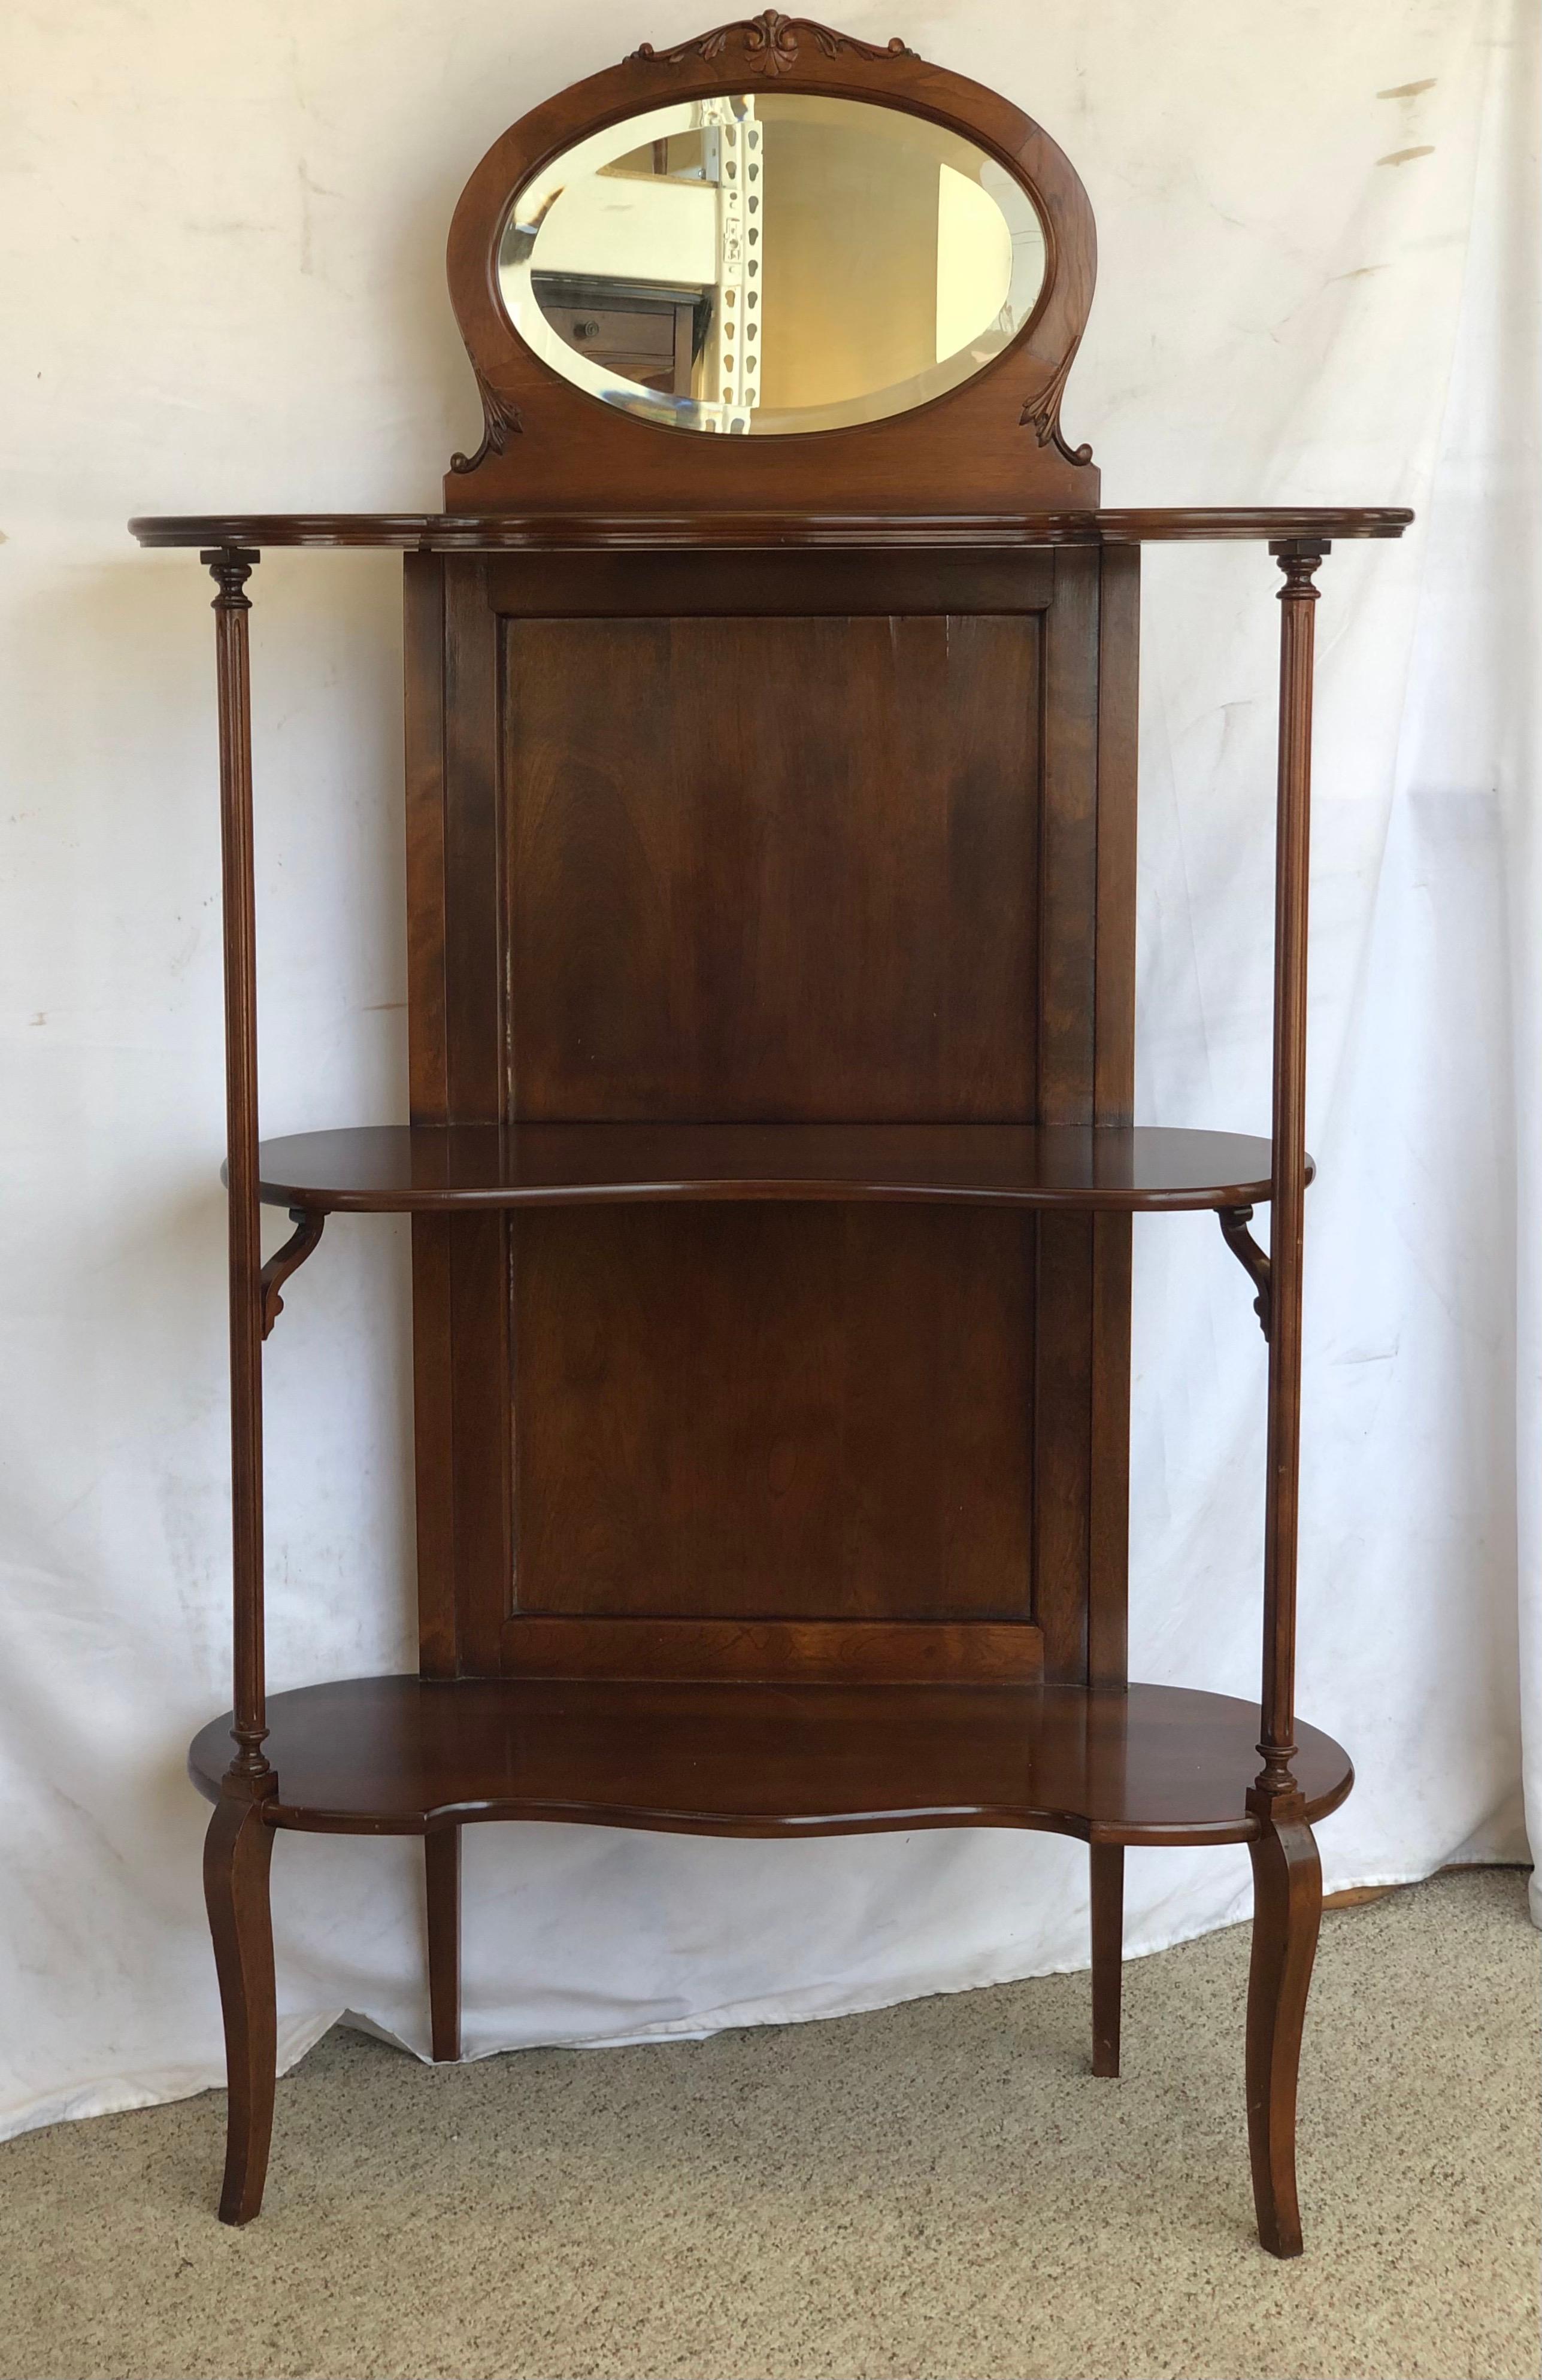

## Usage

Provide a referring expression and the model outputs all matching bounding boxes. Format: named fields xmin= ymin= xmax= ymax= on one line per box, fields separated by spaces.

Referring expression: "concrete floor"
xmin=0 ymin=1866 xmax=1534 ymax=2380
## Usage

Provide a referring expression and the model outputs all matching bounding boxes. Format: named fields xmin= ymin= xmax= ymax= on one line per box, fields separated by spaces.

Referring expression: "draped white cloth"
xmin=1 ymin=0 xmax=1534 ymax=2139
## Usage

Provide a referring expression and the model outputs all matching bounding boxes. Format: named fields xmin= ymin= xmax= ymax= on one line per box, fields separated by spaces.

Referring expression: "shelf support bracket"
xmin=1218 ymin=1205 xmax=1271 ymax=1340
xmin=259 ymin=1206 xmax=326 ymax=1339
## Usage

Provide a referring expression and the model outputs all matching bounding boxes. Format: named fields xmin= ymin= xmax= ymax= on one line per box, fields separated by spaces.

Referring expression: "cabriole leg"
xmin=426 ymin=1825 xmax=462 ymax=2063
xmin=1089 ymin=1841 xmax=1124 ymax=2077
xmin=203 ymin=1789 xmax=277 ymax=2224
xmin=1245 ymin=1803 xmax=1322 ymax=2257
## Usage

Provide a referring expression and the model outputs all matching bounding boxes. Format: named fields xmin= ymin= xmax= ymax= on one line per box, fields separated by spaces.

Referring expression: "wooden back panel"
xmin=405 ymin=544 xmax=1137 ymax=1688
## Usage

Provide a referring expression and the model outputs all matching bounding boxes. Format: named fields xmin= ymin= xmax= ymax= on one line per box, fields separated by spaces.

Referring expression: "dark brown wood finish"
xmin=1259 ymin=541 xmax=1325 ymax=1795
xmin=199 ymin=545 xmax=281 ymax=2228
xmin=1089 ymin=1839 xmax=1124 ymax=2078
xmin=404 ymin=549 xmax=461 ymax=1684
xmin=409 ymin=1220 xmax=458 ymax=1679
xmin=509 ymin=1203 xmax=1036 ymax=1656
xmin=1219 ymin=1202 xmax=1273 ymax=1336
xmin=445 ymin=1211 xmax=513 ymax=1681
xmin=1245 ymin=1811 xmax=1322 ymax=2257
xmin=247 ymin=1122 xmax=1299 ymax=1212
xmin=499 ymin=611 xmax=1048 ymax=1123
xmin=1087 ymin=542 xmax=1138 ymax=1696
xmin=404 ymin=553 xmax=450 ymax=1121
xmin=132 ymin=509 xmax=1412 ymax=550
xmin=204 ymin=549 xmax=269 ymax=1788
xmin=401 ymin=535 xmax=1138 ymax=1697
xmin=1228 ymin=539 xmax=1331 ymax=2260
xmin=492 ymin=1614 xmax=1045 ymax=1686
xmin=425 ymin=1828 xmax=462 ymax=2064
xmin=137 ymin=18 xmax=1404 ymax=2248
xmin=441 ymin=22 xmax=1101 ymax=516
xmin=257 ymin=1206 xmax=325 ymax=1339
xmin=201 ymin=1790 xmax=276 ymax=2224
xmin=187 ymin=1677 xmax=1355 ymax=1844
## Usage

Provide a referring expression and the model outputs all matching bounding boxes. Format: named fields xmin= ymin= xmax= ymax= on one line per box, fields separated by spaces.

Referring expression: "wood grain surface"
xmin=188 ymin=1676 xmax=1355 ymax=1845
xmin=251 ymin=1121 xmax=1300 ymax=1212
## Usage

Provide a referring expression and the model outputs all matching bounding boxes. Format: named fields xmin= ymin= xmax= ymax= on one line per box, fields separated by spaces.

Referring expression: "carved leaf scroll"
xmin=628 ymin=12 xmax=916 ymax=75
xmin=1020 ymin=344 xmax=1093 ymax=467
xmin=450 ymin=370 xmax=523 ymax=475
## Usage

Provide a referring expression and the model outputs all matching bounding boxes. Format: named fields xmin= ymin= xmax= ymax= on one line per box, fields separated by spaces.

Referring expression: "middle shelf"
xmin=252 ymin=1121 xmax=1297 ymax=1215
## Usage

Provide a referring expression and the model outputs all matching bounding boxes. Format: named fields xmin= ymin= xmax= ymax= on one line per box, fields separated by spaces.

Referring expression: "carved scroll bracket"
xmin=449 ymin=369 xmax=523 ymax=476
xmin=1020 ymin=346 xmax=1093 ymax=468
xmin=259 ymin=1207 xmax=326 ymax=1339
xmin=1218 ymin=1205 xmax=1271 ymax=1341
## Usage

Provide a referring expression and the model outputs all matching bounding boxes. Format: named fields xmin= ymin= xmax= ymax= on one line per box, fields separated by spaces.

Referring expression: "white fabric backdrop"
xmin=1 ymin=0 xmax=1535 ymax=2140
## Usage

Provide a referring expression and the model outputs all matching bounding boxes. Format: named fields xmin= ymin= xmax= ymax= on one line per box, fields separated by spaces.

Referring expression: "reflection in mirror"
xmin=499 ymin=95 xmax=1046 ymax=434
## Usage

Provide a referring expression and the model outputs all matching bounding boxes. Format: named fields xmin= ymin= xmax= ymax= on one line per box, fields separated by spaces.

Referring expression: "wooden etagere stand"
xmin=134 ymin=17 xmax=1408 ymax=2254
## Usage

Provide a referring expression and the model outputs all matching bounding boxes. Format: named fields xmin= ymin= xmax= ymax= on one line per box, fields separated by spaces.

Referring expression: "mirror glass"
xmin=499 ymin=95 xmax=1046 ymax=434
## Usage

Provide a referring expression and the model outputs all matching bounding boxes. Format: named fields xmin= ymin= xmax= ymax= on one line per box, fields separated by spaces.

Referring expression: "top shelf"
xmin=251 ymin=1123 xmax=1298 ymax=1215
xmin=129 ymin=507 xmax=1412 ymax=553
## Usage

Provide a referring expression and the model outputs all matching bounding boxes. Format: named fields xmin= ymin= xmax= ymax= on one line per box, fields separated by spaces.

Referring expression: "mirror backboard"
xmin=445 ymin=19 xmax=1100 ymax=511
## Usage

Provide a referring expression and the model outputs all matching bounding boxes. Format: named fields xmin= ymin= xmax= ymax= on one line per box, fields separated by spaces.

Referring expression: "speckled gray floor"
xmin=0 ymin=1867 xmax=1534 ymax=2380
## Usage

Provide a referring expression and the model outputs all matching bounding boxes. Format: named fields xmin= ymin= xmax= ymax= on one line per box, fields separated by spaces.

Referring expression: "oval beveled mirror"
xmin=498 ymin=93 xmax=1046 ymax=435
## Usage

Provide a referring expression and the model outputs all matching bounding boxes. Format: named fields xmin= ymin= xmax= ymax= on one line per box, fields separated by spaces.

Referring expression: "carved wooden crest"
xmin=628 ymin=12 xmax=916 ymax=74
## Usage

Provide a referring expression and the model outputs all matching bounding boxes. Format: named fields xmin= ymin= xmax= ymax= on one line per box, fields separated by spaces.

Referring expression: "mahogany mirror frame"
xmin=444 ymin=9 xmax=1100 ymax=514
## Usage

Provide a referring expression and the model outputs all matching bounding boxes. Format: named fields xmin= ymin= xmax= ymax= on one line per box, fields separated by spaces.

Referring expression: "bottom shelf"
xmin=189 ymin=1676 xmax=1353 ymax=1847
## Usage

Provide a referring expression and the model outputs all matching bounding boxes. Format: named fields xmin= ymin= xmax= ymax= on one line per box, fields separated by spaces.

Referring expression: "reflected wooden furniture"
xmin=132 ymin=17 xmax=1407 ymax=2250
xmin=532 ymin=273 xmax=702 ymax=394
